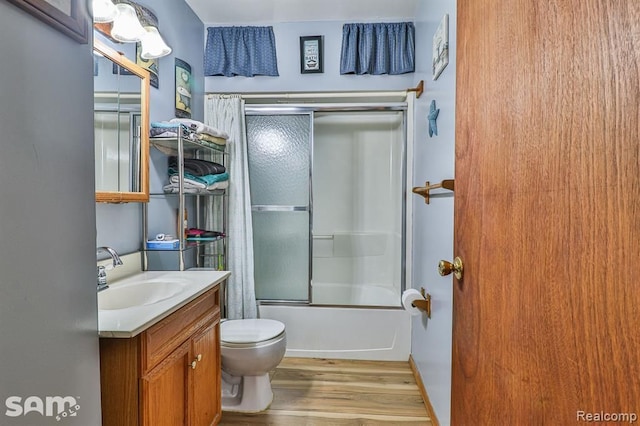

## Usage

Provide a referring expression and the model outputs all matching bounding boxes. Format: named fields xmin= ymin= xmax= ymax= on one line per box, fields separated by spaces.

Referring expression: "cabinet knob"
xmin=196 ymin=354 xmax=202 ymax=362
xmin=190 ymin=360 xmax=197 ymax=369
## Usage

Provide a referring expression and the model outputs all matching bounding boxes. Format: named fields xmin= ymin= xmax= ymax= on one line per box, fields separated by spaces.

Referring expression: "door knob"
xmin=438 ymin=257 xmax=464 ymax=280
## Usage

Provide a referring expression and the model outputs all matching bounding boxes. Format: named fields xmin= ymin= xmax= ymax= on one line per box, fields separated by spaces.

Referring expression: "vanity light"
xmin=110 ymin=3 xmax=146 ymax=42
xmin=92 ymin=0 xmax=118 ymax=23
xmin=140 ymin=26 xmax=172 ymax=59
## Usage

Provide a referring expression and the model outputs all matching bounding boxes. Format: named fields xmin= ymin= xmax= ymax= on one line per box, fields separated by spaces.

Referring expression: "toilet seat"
xmin=221 ymin=319 xmax=285 ymax=346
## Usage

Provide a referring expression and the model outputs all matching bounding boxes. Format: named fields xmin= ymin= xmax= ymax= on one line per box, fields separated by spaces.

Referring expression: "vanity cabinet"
xmin=99 ymin=286 xmax=221 ymax=426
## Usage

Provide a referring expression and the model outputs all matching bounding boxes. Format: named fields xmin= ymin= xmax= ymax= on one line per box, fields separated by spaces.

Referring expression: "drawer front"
xmin=143 ymin=287 xmax=219 ymax=373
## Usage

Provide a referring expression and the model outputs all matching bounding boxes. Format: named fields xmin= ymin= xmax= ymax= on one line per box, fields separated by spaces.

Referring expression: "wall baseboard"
xmin=409 ymin=355 xmax=440 ymax=426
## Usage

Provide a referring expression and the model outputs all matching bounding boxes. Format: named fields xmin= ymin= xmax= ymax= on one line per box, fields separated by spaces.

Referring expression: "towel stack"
xmin=163 ymin=156 xmax=229 ymax=194
xmin=169 ymin=118 xmax=229 ymax=147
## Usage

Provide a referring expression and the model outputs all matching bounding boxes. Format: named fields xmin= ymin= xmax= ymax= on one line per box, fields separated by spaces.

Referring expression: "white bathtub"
xmin=311 ymin=282 xmax=401 ymax=306
xmin=258 ymin=303 xmax=411 ymax=361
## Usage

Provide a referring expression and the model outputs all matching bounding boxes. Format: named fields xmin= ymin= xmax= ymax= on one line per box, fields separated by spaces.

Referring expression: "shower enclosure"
xmin=245 ymin=101 xmax=412 ymax=360
xmin=246 ymin=106 xmax=406 ymax=308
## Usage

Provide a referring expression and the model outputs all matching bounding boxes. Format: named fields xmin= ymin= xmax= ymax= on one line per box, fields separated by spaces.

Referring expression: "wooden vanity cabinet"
xmin=100 ymin=286 xmax=221 ymax=426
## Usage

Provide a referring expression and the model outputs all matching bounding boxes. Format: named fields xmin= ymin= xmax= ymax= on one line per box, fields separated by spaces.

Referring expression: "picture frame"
xmin=136 ymin=44 xmax=160 ymax=89
xmin=175 ymin=58 xmax=192 ymax=119
xmin=432 ymin=14 xmax=449 ymax=80
xmin=112 ymin=62 xmax=134 ymax=76
xmin=300 ymin=36 xmax=324 ymax=74
xmin=7 ymin=0 xmax=88 ymax=44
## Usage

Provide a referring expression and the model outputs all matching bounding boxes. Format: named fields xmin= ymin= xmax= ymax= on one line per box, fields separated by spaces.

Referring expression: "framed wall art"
xmin=7 ymin=0 xmax=88 ymax=43
xmin=175 ymin=58 xmax=192 ymax=119
xmin=432 ymin=14 xmax=449 ymax=80
xmin=136 ymin=44 xmax=159 ymax=89
xmin=300 ymin=35 xmax=324 ymax=74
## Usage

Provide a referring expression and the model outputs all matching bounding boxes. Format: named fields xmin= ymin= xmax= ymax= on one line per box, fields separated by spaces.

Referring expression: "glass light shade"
xmin=140 ymin=26 xmax=172 ymax=59
xmin=110 ymin=4 xmax=145 ymax=42
xmin=92 ymin=0 xmax=118 ymax=23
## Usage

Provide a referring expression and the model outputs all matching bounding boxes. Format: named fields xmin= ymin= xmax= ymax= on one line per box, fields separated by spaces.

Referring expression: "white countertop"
xmin=98 ymin=270 xmax=230 ymax=338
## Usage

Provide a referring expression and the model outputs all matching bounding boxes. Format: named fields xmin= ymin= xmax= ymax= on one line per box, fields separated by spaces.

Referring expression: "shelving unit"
xmin=143 ymin=127 xmax=228 ymax=271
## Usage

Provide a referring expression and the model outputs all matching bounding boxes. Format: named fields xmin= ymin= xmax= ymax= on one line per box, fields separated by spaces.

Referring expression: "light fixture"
xmin=92 ymin=0 xmax=118 ymax=23
xmin=140 ymin=26 xmax=172 ymax=59
xmin=110 ymin=3 xmax=146 ymax=42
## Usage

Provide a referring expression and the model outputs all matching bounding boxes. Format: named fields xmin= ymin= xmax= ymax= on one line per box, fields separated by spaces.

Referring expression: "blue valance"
xmin=205 ymin=26 xmax=279 ymax=77
xmin=340 ymin=22 xmax=415 ymax=75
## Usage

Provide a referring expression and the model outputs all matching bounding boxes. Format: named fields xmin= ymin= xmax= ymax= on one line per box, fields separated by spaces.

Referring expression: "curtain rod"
xmin=206 ymin=82 xmax=424 ymax=101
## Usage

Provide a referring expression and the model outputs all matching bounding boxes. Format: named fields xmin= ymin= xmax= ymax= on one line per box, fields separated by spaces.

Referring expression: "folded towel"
xmin=151 ymin=121 xmax=189 ymax=130
xmin=163 ymin=180 xmax=229 ymax=193
xmin=169 ymin=118 xmax=229 ymax=140
xmin=168 ymin=157 xmax=226 ymax=176
xmin=196 ymin=133 xmax=227 ymax=146
xmin=169 ymin=172 xmax=229 ymax=189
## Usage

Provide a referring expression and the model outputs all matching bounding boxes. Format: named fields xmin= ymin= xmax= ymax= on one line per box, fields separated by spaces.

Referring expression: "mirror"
xmin=94 ymin=39 xmax=150 ymax=203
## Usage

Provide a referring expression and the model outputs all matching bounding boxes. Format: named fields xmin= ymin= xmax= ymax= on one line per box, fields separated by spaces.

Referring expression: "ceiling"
xmin=185 ymin=0 xmax=422 ymax=25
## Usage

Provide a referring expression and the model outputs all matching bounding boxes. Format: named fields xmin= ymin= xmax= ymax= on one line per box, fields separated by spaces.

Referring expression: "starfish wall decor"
xmin=428 ymin=99 xmax=440 ymax=137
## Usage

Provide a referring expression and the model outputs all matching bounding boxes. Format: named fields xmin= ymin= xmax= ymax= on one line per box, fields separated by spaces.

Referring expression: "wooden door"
xmin=191 ymin=320 xmax=222 ymax=426
xmin=453 ymin=1 xmax=640 ymax=424
xmin=141 ymin=341 xmax=191 ymax=426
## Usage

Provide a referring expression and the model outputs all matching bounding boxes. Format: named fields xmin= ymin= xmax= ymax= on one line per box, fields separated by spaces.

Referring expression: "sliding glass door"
xmin=246 ymin=113 xmax=312 ymax=302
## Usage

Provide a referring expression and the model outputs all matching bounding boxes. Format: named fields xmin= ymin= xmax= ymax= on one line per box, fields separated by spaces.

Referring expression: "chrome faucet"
xmin=96 ymin=246 xmax=123 ymax=291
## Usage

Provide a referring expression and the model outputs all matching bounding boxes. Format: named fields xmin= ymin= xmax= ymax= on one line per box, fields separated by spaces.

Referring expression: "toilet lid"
xmin=221 ymin=319 xmax=285 ymax=344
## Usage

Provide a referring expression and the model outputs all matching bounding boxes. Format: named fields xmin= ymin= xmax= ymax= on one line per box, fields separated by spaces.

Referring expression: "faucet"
xmin=96 ymin=246 xmax=123 ymax=291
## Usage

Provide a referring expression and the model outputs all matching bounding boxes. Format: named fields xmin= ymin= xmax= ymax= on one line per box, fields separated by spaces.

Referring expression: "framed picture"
xmin=7 ymin=0 xmax=88 ymax=43
xmin=175 ymin=58 xmax=192 ymax=119
xmin=432 ymin=14 xmax=449 ymax=80
xmin=112 ymin=62 xmax=134 ymax=76
xmin=136 ymin=44 xmax=159 ymax=89
xmin=300 ymin=36 xmax=324 ymax=74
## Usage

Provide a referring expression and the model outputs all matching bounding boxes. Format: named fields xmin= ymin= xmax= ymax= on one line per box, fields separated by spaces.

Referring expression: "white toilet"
xmin=220 ymin=318 xmax=286 ymax=413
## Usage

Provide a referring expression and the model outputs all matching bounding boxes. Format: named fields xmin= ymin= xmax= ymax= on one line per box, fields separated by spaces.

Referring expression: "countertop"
xmin=98 ymin=270 xmax=230 ymax=338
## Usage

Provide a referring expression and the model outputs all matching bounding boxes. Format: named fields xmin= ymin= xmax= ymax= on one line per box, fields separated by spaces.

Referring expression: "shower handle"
xmin=438 ymin=257 xmax=464 ymax=280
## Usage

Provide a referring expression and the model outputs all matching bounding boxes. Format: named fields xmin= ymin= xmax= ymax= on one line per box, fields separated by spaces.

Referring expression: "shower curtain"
xmin=205 ymin=95 xmax=257 ymax=319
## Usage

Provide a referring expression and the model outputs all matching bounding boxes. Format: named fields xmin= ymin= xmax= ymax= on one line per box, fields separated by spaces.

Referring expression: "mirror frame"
xmin=94 ymin=39 xmax=150 ymax=203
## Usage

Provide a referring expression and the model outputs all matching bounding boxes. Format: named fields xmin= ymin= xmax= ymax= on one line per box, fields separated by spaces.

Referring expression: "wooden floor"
xmin=220 ymin=357 xmax=433 ymax=425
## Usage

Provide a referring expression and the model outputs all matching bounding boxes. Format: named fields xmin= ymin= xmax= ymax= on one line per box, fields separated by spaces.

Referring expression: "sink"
xmin=98 ymin=281 xmax=188 ymax=311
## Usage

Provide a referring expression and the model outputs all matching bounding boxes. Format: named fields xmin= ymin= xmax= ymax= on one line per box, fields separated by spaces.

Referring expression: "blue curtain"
xmin=205 ymin=26 xmax=279 ymax=77
xmin=340 ymin=22 xmax=415 ymax=75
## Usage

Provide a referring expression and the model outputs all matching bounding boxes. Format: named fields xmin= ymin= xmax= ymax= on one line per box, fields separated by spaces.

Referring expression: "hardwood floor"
xmin=220 ymin=357 xmax=433 ymax=425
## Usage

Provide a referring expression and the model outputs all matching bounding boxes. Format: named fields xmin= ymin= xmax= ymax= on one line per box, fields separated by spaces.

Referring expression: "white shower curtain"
xmin=204 ymin=95 xmax=257 ymax=319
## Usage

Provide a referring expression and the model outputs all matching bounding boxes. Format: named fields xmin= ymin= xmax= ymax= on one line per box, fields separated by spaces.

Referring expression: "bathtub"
xmin=258 ymin=300 xmax=411 ymax=361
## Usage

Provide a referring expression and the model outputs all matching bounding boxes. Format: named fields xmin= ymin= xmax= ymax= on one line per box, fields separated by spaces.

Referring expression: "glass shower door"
xmin=246 ymin=114 xmax=312 ymax=302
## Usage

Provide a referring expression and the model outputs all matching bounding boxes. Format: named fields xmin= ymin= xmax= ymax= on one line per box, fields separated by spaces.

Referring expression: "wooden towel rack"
xmin=412 ymin=179 xmax=454 ymax=204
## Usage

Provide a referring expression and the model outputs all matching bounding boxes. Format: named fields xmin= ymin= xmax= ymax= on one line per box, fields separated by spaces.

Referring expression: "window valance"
xmin=205 ymin=26 xmax=279 ymax=77
xmin=340 ymin=22 xmax=415 ymax=75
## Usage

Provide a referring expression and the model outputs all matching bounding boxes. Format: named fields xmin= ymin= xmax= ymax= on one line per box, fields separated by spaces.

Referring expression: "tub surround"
xmin=98 ymin=269 xmax=230 ymax=337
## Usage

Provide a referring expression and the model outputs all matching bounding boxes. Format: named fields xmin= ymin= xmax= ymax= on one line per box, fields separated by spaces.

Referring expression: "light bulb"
xmin=110 ymin=3 xmax=145 ymax=43
xmin=92 ymin=0 xmax=118 ymax=23
xmin=140 ymin=26 xmax=172 ymax=59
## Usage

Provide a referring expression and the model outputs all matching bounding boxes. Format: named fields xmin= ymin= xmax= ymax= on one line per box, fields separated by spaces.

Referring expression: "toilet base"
xmin=221 ymin=371 xmax=274 ymax=413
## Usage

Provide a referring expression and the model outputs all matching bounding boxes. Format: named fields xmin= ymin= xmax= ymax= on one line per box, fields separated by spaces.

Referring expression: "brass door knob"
xmin=438 ymin=257 xmax=464 ymax=280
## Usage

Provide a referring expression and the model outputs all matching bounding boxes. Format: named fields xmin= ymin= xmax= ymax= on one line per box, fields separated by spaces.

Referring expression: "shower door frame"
xmin=246 ymin=102 xmax=410 ymax=308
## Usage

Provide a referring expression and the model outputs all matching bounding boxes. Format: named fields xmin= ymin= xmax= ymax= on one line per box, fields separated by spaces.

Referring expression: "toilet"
xmin=220 ymin=318 xmax=286 ymax=412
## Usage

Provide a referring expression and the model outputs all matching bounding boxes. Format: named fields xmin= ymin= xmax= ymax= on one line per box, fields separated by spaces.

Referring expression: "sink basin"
xmin=99 ymin=281 xmax=187 ymax=310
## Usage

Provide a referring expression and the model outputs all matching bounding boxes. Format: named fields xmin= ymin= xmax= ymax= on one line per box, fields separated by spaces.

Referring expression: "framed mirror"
xmin=94 ymin=39 xmax=150 ymax=203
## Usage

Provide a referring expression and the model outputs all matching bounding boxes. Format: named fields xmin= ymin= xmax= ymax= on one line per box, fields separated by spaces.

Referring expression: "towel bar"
xmin=412 ymin=179 xmax=454 ymax=204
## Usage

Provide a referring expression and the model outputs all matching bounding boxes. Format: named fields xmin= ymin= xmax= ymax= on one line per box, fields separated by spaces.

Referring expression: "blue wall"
xmin=95 ymin=1 xmax=205 ymax=255
xmin=411 ymin=2 xmax=456 ymax=425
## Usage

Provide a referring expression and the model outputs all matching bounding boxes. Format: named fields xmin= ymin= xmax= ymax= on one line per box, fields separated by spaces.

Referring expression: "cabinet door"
xmin=141 ymin=340 xmax=191 ymax=426
xmin=191 ymin=320 xmax=221 ymax=426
